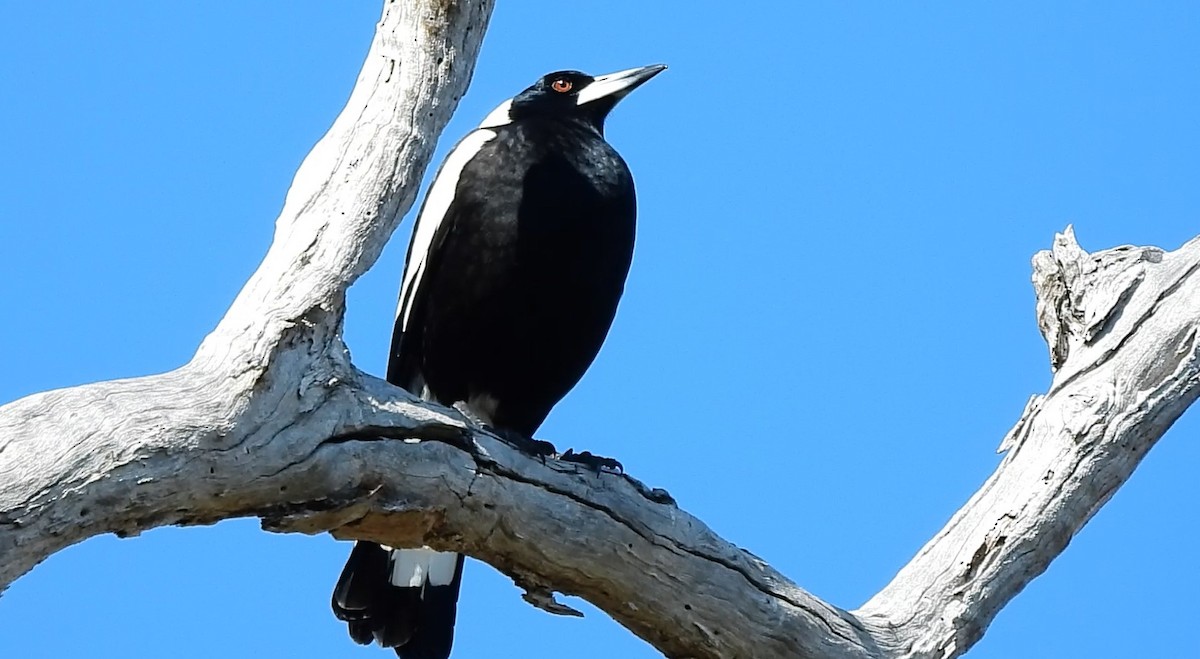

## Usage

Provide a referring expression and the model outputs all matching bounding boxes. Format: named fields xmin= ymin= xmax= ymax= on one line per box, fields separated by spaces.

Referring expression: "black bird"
xmin=330 ymin=64 xmax=665 ymax=659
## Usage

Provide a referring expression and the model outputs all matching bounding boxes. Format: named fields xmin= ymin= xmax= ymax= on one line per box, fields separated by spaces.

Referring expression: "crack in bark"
xmin=326 ymin=422 xmax=471 ymax=448
xmin=467 ymin=449 xmax=862 ymax=644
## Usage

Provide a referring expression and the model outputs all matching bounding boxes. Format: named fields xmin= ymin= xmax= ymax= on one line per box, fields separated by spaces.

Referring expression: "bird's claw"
xmin=559 ymin=449 xmax=623 ymax=473
xmin=487 ymin=426 xmax=557 ymax=459
xmin=479 ymin=425 xmax=623 ymax=474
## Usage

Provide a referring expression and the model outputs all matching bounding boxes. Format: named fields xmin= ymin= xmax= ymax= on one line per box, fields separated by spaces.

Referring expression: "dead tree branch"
xmin=2 ymin=3 xmax=1197 ymax=658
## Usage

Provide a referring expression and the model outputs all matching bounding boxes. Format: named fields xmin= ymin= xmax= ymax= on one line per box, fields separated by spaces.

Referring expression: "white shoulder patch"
xmin=395 ymin=128 xmax=498 ymax=329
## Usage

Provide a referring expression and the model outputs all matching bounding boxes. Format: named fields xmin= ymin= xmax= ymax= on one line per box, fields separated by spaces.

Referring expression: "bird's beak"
xmin=576 ymin=64 xmax=667 ymax=106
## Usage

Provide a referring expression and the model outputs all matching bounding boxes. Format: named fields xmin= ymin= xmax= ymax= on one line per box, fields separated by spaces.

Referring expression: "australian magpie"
xmin=330 ymin=64 xmax=665 ymax=659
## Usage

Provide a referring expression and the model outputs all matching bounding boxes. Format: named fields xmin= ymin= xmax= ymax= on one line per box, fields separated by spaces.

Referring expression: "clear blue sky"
xmin=2 ymin=3 xmax=1198 ymax=658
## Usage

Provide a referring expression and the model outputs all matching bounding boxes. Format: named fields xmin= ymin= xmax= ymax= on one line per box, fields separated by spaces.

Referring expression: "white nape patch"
xmin=478 ymin=99 xmax=514 ymax=128
xmin=395 ymin=128 xmax=498 ymax=329
xmin=389 ymin=548 xmax=459 ymax=589
xmin=575 ymin=66 xmax=646 ymax=106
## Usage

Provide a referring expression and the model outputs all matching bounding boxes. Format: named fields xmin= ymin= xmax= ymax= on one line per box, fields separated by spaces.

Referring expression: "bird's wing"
xmin=387 ymin=127 xmax=499 ymax=391
xmin=355 ymin=129 xmax=495 ymax=659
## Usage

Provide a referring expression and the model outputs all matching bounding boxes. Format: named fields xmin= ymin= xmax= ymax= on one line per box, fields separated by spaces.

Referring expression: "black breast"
xmin=399 ymin=119 xmax=637 ymax=437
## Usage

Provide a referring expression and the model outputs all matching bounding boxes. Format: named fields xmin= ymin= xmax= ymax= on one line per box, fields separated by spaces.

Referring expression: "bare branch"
xmin=1 ymin=0 xmax=495 ymax=600
xmin=856 ymin=227 xmax=1200 ymax=659
xmin=2 ymin=3 xmax=1197 ymax=659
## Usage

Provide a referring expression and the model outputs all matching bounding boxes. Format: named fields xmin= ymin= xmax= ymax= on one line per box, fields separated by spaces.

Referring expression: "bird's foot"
xmin=559 ymin=449 xmax=623 ymax=473
xmin=555 ymin=450 xmax=672 ymax=503
xmin=487 ymin=426 xmax=557 ymax=458
xmin=452 ymin=402 xmax=557 ymax=458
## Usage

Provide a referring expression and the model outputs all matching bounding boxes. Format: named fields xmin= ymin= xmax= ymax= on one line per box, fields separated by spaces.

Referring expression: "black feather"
xmin=331 ymin=64 xmax=664 ymax=658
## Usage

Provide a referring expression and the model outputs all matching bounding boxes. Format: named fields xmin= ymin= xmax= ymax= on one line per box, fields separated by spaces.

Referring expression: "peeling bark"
xmin=2 ymin=4 xmax=1198 ymax=659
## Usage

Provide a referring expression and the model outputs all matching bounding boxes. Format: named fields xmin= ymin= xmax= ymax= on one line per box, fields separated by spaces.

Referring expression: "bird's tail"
xmin=332 ymin=541 xmax=465 ymax=659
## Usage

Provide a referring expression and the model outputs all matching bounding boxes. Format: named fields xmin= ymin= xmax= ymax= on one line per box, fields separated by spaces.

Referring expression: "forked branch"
xmin=2 ymin=4 xmax=1197 ymax=659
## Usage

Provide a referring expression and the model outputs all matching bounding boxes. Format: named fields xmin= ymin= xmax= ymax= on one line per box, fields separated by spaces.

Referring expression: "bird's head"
xmin=480 ymin=64 xmax=666 ymax=133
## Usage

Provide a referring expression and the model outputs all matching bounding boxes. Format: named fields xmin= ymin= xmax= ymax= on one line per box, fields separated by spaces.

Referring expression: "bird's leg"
xmin=450 ymin=406 xmax=625 ymax=475
xmin=451 ymin=402 xmax=556 ymax=456
xmin=489 ymin=426 xmax=558 ymax=459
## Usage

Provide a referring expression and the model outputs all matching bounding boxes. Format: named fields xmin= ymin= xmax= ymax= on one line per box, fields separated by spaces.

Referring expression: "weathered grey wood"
xmin=2 ymin=2 xmax=1197 ymax=657
xmin=856 ymin=227 xmax=1200 ymax=658
xmin=0 ymin=0 xmax=495 ymax=611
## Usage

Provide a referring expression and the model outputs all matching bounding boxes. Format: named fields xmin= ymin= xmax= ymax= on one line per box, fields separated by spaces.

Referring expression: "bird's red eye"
xmin=551 ymin=78 xmax=573 ymax=93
